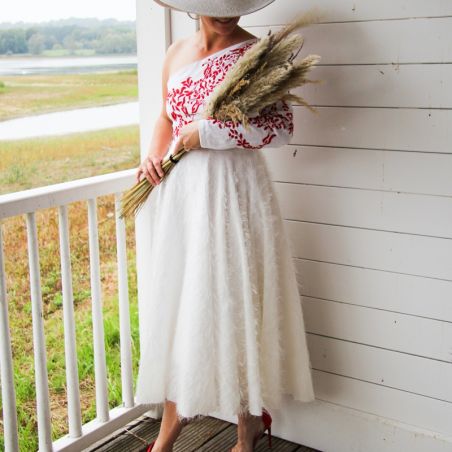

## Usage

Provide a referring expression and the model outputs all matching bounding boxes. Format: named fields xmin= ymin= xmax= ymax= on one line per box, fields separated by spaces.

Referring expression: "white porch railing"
xmin=0 ymin=169 xmax=151 ymax=452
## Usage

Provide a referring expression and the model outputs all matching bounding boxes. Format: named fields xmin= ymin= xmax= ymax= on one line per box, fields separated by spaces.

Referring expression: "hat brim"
xmin=152 ymin=0 xmax=275 ymax=17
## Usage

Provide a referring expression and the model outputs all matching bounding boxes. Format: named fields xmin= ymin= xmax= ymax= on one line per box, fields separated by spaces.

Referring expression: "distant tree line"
xmin=0 ymin=18 xmax=136 ymax=55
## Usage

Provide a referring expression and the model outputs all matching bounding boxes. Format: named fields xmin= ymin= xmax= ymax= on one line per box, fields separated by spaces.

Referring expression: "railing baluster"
xmin=57 ymin=205 xmax=82 ymax=437
xmin=0 ymin=222 xmax=20 ymax=452
xmin=114 ymin=193 xmax=134 ymax=407
xmin=87 ymin=198 xmax=109 ymax=422
xmin=0 ymin=171 xmax=151 ymax=451
xmin=25 ymin=212 xmax=52 ymax=452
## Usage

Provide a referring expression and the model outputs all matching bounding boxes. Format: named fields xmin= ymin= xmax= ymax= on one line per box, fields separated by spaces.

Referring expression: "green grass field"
xmin=0 ymin=71 xmax=144 ymax=448
xmin=0 ymin=69 xmax=138 ymax=121
xmin=0 ymin=125 xmax=140 ymax=193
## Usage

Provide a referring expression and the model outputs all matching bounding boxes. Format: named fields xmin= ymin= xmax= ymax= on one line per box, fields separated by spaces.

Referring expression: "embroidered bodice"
xmin=166 ymin=38 xmax=294 ymax=151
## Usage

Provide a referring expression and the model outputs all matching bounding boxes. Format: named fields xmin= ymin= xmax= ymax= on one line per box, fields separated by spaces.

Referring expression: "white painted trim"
xmin=134 ymin=0 xmax=171 ymax=420
xmin=52 ymin=404 xmax=150 ymax=451
xmin=213 ymin=397 xmax=452 ymax=452
xmin=0 ymin=169 xmax=135 ymax=220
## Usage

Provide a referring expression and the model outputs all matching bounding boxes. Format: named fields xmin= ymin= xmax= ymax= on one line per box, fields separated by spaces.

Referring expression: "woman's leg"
xmin=151 ymin=399 xmax=189 ymax=452
xmin=231 ymin=410 xmax=266 ymax=452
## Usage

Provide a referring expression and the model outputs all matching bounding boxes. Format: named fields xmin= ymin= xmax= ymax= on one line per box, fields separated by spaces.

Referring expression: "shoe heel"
xmin=267 ymin=426 xmax=272 ymax=448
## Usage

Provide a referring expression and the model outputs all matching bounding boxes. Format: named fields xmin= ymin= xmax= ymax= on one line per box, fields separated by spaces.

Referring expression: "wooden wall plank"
xmin=308 ymin=335 xmax=452 ymax=402
xmin=240 ymin=0 xmax=452 ymax=24
xmin=246 ymin=18 xmax=452 ymax=63
xmin=312 ymin=370 xmax=452 ymax=436
xmin=273 ymin=183 xmax=452 ymax=238
xmin=293 ymin=259 xmax=452 ymax=322
xmin=291 ymin=106 xmax=452 ymax=153
xmin=263 ymin=147 xmax=452 ymax=197
xmin=302 ymin=297 xmax=452 ymax=362
xmin=295 ymin=65 xmax=452 ymax=109
xmin=285 ymin=221 xmax=452 ymax=280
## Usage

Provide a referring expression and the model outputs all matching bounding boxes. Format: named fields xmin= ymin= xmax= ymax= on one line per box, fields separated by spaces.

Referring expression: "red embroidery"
xmin=207 ymin=101 xmax=293 ymax=150
xmin=166 ymin=41 xmax=293 ymax=149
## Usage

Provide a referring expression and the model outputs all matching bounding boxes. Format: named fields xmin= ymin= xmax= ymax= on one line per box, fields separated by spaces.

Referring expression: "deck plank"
xmin=84 ymin=414 xmax=320 ymax=452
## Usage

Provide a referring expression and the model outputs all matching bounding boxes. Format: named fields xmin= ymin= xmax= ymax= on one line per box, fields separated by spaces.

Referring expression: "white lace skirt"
xmin=134 ymin=147 xmax=315 ymax=420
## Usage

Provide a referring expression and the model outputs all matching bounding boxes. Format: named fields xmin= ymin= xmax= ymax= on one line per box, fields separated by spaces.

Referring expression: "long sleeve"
xmin=198 ymin=99 xmax=294 ymax=151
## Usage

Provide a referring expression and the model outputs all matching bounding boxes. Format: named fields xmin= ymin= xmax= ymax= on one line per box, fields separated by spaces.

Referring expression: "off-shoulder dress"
xmin=134 ymin=37 xmax=315 ymax=420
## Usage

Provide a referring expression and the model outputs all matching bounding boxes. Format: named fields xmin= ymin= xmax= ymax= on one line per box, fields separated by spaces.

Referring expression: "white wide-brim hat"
xmin=152 ymin=0 xmax=276 ymax=17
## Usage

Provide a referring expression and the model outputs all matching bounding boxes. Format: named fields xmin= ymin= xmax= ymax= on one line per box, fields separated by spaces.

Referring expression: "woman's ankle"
xmin=152 ymin=436 xmax=176 ymax=452
xmin=236 ymin=414 xmax=264 ymax=445
xmin=162 ymin=416 xmax=191 ymax=447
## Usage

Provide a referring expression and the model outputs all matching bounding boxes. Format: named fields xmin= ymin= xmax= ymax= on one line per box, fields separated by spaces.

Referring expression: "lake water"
xmin=0 ymin=55 xmax=140 ymax=140
xmin=0 ymin=102 xmax=139 ymax=141
xmin=0 ymin=55 xmax=137 ymax=76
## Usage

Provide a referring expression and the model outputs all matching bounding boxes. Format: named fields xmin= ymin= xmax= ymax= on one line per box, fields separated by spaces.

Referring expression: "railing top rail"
xmin=0 ymin=168 xmax=136 ymax=220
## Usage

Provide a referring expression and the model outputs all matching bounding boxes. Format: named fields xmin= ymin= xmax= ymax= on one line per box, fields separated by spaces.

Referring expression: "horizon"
xmin=0 ymin=17 xmax=136 ymax=27
xmin=2 ymin=0 xmax=135 ymax=24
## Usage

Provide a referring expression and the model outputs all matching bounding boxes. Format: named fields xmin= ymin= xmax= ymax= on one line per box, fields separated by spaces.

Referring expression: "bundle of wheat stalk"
xmin=119 ymin=8 xmax=323 ymax=219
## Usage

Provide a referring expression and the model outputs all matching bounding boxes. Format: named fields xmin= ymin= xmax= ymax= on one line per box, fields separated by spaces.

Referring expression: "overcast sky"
xmin=3 ymin=0 xmax=135 ymax=23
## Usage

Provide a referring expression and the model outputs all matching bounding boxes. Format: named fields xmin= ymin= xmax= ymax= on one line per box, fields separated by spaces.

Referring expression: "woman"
xmin=134 ymin=1 xmax=316 ymax=450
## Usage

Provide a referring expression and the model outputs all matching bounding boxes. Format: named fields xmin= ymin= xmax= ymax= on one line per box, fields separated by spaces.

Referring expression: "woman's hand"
xmin=172 ymin=121 xmax=201 ymax=154
xmin=136 ymin=152 xmax=165 ymax=186
xmin=135 ymin=121 xmax=201 ymax=186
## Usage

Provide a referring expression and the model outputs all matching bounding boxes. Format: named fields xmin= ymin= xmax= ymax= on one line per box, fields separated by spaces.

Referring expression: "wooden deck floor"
xmin=84 ymin=414 xmax=320 ymax=452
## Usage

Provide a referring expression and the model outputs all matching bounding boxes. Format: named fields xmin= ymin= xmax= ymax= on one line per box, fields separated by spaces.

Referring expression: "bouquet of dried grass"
xmin=119 ymin=8 xmax=324 ymax=219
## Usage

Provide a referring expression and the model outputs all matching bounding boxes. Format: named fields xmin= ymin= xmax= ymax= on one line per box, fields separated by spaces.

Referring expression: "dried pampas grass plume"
xmin=202 ymin=7 xmax=325 ymax=127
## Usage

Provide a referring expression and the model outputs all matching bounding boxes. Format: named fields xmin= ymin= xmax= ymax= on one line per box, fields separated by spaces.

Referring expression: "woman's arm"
xmin=145 ymin=51 xmax=174 ymax=159
xmin=197 ymin=99 xmax=294 ymax=151
xmin=136 ymin=43 xmax=177 ymax=185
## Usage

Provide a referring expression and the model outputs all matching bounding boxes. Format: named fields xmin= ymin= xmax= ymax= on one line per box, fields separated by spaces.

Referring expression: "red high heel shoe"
xmin=252 ymin=407 xmax=272 ymax=449
xmin=146 ymin=439 xmax=156 ymax=451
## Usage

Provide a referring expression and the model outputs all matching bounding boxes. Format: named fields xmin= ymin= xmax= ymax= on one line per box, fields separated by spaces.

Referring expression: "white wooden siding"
xmin=241 ymin=0 xmax=452 ymax=450
xmin=137 ymin=1 xmax=452 ymax=450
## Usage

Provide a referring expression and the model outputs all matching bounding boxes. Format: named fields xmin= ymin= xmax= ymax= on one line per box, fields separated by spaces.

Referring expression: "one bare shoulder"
xmin=163 ymin=37 xmax=188 ymax=78
xmin=163 ymin=32 xmax=258 ymax=82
